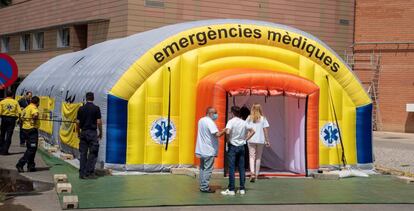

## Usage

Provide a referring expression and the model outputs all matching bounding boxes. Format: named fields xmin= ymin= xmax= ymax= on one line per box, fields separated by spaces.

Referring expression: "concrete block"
xmin=312 ymin=173 xmax=340 ymax=180
xmin=62 ymin=195 xmax=78 ymax=209
xmin=53 ymin=174 xmax=68 ymax=183
xmin=48 ymin=146 xmax=58 ymax=153
xmin=171 ymin=168 xmax=197 ymax=178
xmin=395 ymin=176 xmax=414 ymax=184
xmin=56 ymin=183 xmax=72 ymax=193
xmin=95 ymin=168 xmax=112 ymax=176
xmin=60 ymin=153 xmax=74 ymax=160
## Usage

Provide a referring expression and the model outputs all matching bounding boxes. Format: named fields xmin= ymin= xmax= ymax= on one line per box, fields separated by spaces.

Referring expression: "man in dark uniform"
xmin=18 ymin=91 xmax=32 ymax=147
xmin=18 ymin=91 xmax=32 ymax=108
xmin=0 ymin=90 xmax=21 ymax=155
xmin=76 ymin=92 xmax=102 ymax=179
xmin=16 ymin=96 xmax=40 ymax=172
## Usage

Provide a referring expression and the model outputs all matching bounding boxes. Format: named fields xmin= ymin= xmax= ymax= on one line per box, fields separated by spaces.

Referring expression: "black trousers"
xmin=79 ymin=130 xmax=99 ymax=177
xmin=17 ymin=128 xmax=38 ymax=170
xmin=19 ymin=123 xmax=26 ymax=145
xmin=0 ymin=116 xmax=17 ymax=154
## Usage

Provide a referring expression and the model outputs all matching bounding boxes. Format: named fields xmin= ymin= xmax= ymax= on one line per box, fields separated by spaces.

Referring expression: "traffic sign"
xmin=0 ymin=53 xmax=18 ymax=89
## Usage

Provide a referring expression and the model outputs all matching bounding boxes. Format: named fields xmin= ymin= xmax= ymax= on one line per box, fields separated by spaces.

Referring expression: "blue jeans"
xmin=227 ymin=144 xmax=246 ymax=191
xmin=199 ymin=156 xmax=215 ymax=191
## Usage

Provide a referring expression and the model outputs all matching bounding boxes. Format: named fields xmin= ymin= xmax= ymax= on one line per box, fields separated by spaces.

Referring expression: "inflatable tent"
xmin=17 ymin=19 xmax=373 ymax=176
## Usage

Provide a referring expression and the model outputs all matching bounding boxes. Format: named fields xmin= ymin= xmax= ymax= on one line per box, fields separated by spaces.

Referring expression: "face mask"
xmin=211 ymin=113 xmax=218 ymax=121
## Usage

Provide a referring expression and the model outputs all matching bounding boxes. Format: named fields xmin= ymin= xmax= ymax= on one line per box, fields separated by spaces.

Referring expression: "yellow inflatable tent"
xmin=17 ymin=19 xmax=373 ymax=175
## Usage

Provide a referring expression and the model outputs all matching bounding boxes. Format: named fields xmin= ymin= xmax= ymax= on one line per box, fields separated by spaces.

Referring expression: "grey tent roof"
xmin=17 ymin=19 xmax=349 ymax=104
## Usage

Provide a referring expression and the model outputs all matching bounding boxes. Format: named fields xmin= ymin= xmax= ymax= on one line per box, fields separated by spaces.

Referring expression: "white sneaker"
xmin=221 ymin=189 xmax=235 ymax=196
xmin=238 ymin=190 xmax=246 ymax=195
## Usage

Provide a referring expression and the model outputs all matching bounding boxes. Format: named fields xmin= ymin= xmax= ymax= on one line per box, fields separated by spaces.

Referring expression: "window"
xmin=20 ymin=33 xmax=30 ymax=51
xmin=0 ymin=0 xmax=12 ymax=8
xmin=32 ymin=32 xmax=44 ymax=50
xmin=0 ymin=36 xmax=10 ymax=52
xmin=57 ymin=28 xmax=70 ymax=47
xmin=145 ymin=0 xmax=164 ymax=8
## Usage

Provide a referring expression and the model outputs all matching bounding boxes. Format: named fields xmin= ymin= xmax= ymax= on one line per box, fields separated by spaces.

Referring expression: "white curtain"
xmin=228 ymin=94 xmax=306 ymax=174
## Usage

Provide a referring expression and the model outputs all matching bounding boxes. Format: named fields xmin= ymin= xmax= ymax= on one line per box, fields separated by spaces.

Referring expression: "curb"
xmin=375 ymin=164 xmax=414 ymax=177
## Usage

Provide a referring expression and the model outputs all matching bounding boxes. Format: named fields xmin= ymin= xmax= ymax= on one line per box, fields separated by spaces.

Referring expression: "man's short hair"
xmin=31 ymin=96 xmax=40 ymax=104
xmin=231 ymin=106 xmax=241 ymax=117
xmin=26 ymin=91 xmax=32 ymax=96
xmin=86 ymin=92 xmax=94 ymax=101
xmin=205 ymin=106 xmax=215 ymax=115
xmin=6 ymin=90 xmax=13 ymax=97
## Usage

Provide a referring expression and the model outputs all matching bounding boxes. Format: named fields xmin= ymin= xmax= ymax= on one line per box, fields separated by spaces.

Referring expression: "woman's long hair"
xmin=250 ymin=103 xmax=264 ymax=123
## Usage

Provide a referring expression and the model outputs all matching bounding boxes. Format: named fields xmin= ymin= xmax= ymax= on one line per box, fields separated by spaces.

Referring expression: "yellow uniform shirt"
xmin=0 ymin=97 xmax=21 ymax=117
xmin=21 ymin=104 xmax=40 ymax=130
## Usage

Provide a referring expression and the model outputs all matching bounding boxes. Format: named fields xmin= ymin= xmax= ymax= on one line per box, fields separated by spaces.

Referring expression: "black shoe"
xmin=28 ymin=168 xmax=37 ymax=172
xmin=79 ymin=175 xmax=88 ymax=180
xmin=200 ymin=188 xmax=215 ymax=193
xmin=16 ymin=165 xmax=24 ymax=173
xmin=86 ymin=174 xmax=98 ymax=179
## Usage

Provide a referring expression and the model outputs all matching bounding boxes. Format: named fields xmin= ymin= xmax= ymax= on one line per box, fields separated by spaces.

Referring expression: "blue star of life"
xmin=150 ymin=118 xmax=176 ymax=144
xmin=320 ymin=122 xmax=339 ymax=147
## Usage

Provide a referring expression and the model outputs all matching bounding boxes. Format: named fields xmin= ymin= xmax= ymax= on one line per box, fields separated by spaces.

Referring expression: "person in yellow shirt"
xmin=16 ymin=96 xmax=40 ymax=172
xmin=18 ymin=91 xmax=32 ymax=146
xmin=0 ymin=90 xmax=21 ymax=155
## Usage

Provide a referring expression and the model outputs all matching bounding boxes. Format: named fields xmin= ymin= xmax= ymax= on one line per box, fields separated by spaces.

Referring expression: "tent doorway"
xmin=195 ymin=69 xmax=320 ymax=175
xmin=225 ymin=93 xmax=307 ymax=176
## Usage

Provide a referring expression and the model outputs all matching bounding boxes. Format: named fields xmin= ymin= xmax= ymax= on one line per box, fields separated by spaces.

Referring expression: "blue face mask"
xmin=211 ymin=113 xmax=218 ymax=121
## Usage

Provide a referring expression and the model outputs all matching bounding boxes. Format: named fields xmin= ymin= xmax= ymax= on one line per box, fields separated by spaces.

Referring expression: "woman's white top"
xmin=246 ymin=116 xmax=269 ymax=144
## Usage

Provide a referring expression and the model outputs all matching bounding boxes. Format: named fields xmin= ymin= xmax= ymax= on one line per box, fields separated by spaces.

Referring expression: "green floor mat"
xmin=39 ymin=150 xmax=414 ymax=209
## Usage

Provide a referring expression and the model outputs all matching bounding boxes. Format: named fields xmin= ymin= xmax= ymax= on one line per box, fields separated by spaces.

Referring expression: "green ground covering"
xmin=38 ymin=150 xmax=414 ymax=209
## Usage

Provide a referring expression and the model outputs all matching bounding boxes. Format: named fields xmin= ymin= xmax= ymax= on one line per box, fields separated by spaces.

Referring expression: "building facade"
xmin=4 ymin=0 xmax=412 ymax=133
xmin=353 ymin=0 xmax=414 ymax=132
xmin=0 ymin=0 xmax=354 ymax=76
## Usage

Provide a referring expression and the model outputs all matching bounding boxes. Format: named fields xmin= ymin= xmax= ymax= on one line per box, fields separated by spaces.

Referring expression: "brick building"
xmin=0 ymin=0 xmax=412 ymax=132
xmin=353 ymin=0 xmax=414 ymax=132
xmin=0 ymin=0 xmax=354 ymax=85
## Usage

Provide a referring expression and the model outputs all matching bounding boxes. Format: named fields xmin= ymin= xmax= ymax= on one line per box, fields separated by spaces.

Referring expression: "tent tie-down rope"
xmin=325 ymin=75 xmax=347 ymax=167
xmin=165 ymin=67 xmax=172 ymax=151
xmin=19 ymin=117 xmax=77 ymax=124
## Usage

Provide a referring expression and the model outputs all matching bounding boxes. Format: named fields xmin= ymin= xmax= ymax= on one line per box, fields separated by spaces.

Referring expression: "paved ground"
xmin=0 ymin=131 xmax=413 ymax=211
xmin=373 ymin=131 xmax=414 ymax=175
xmin=0 ymin=133 xmax=61 ymax=211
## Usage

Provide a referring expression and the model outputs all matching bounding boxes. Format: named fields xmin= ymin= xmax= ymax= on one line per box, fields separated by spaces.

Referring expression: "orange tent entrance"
xmin=195 ymin=69 xmax=320 ymax=176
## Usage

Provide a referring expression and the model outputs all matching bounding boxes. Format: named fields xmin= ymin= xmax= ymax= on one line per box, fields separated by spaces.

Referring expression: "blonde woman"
xmin=246 ymin=103 xmax=270 ymax=182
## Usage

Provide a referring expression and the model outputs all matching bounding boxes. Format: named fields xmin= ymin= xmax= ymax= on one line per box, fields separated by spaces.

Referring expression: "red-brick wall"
xmin=354 ymin=0 xmax=414 ymax=132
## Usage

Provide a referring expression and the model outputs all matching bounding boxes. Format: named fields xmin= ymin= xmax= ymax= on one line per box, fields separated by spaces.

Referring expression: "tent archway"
xmin=196 ymin=69 xmax=319 ymax=173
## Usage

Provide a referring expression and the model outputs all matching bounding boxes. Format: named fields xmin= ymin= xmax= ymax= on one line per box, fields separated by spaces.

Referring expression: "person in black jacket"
xmin=76 ymin=92 xmax=102 ymax=180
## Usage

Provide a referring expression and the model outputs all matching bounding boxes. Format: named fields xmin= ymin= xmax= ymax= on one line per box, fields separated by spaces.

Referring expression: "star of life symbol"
xmin=320 ymin=122 xmax=340 ymax=147
xmin=5 ymin=104 xmax=13 ymax=111
xmin=150 ymin=117 xmax=176 ymax=144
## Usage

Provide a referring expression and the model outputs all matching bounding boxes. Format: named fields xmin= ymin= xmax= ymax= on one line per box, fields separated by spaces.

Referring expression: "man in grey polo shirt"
xmin=195 ymin=107 xmax=225 ymax=193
